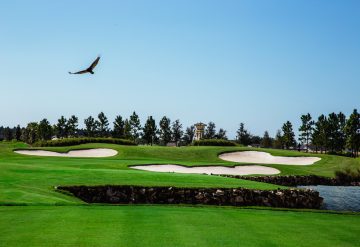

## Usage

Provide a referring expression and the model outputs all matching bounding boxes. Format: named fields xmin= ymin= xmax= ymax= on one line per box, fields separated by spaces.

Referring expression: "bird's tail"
xmin=68 ymin=72 xmax=73 ymax=74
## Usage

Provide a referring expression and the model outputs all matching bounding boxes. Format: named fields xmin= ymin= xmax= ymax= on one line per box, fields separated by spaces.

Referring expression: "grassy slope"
xmin=1 ymin=206 xmax=359 ymax=247
xmin=2 ymin=142 xmax=360 ymax=205
xmin=1 ymin=142 xmax=360 ymax=246
xmin=1 ymin=142 xmax=281 ymax=205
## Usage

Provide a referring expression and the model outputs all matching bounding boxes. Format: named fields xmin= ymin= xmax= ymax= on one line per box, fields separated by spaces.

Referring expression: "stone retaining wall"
xmin=57 ymin=185 xmax=323 ymax=209
xmin=219 ymin=175 xmax=360 ymax=186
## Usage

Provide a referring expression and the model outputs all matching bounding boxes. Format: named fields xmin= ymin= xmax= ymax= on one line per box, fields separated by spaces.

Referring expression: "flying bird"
xmin=69 ymin=56 xmax=100 ymax=75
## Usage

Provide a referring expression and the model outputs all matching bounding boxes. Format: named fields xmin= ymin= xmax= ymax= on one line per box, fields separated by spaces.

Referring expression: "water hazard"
xmin=299 ymin=186 xmax=360 ymax=212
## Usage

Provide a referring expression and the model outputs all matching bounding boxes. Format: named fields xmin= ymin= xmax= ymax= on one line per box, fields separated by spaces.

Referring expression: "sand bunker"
xmin=14 ymin=148 xmax=118 ymax=158
xmin=131 ymin=164 xmax=280 ymax=176
xmin=219 ymin=151 xmax=320 ymax=165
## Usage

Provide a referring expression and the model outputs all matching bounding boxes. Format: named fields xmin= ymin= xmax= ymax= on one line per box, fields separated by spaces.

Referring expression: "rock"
xmin=57 ymin=185 xmax=323 ymax=209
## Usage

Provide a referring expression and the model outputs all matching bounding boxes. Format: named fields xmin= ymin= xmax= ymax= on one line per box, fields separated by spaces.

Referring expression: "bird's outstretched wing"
xmin=88 ymin=56 xmax=100 ymax=70
xmin=69 ymin=70 xmax=88 ymax=74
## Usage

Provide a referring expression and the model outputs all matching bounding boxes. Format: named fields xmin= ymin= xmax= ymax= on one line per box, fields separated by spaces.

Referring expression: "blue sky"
xmin=1 ymin=0 xmax=359 ymax=138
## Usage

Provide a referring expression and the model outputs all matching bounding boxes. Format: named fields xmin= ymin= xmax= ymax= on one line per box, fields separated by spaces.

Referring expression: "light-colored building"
xmin=194 ymin=122 xmax=206 ymax=140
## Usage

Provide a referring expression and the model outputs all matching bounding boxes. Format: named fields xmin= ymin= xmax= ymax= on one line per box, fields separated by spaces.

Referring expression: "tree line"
xmin=235 ymin=109 xmax=360 ymax=157
xmin=0 ymin=112 xmax=228 ymax=146
xmin=1 ymin=109 xmax=359 ymax=156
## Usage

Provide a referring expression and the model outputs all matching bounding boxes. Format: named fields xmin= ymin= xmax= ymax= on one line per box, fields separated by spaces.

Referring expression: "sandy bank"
xmin=131 ymin=164 xmax=280 ymax=176
xmin=14 ymin=148 xmax=118 ymax=158
xmin=219 ymin=151 xmax=320 ymax=165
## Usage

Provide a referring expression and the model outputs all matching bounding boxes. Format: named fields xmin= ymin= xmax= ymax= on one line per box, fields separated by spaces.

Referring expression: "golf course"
xmin=1 ymin=141 xmax=360 ymax=246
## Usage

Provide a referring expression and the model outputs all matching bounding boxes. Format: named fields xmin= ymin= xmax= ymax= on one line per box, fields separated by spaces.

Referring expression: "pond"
xmin=298 ymin=186 xmax=360 ymax=212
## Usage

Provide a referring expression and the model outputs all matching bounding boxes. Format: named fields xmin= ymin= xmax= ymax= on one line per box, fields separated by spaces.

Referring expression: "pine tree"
xmin=182 ymin=125 xmax=195 ymax=145
xmin=282 ymin=121 xmax=296 ymax=149
xmin=67 ymin=115 xmax=79 ymax=137
xmin=123 ymin=119 xmax=132 ymax=139
xmin=0 ymin=126 xmax=4 ymax=140
xmin=38 ymin=119 xmax=53 ymax=140
xmin=171 ymin=119 xmax=183 ymax=146
xmin=298 ymin=113 xmax=314 ymax=152
xmin=326 ymin=112 xmax=347 ymax=153
xmin=97 ymin=112 xmax=109 ymax=137
xmin=236 ymin=123 xmax=251 ymax=146
xmin=84 ymin=116 xmax=98 ymax=137
xmin=159 ymin=116 xmax=172 ymax=145
xmin=344 ymin=109 xmax=360 ymax=157
xmin=312 ymin=115 xmax=328 ymax=153
xmin=22 ymin=122 xmax=39 ymax=144
xmin=273 ymin=130 xmax=283 ymax=149
xmin=261 ymin=131 xmax=272 ymax=148
xmin=129 ymin=111 xmax=141 ymax=142
xmin=142 ymin=116 xmax=157 ymax=145
xmin=215 ymin=128 xmax=227 ymax=140
xmin=3 ymin=127 xmax=13 ymax=141
xmin=337 ymin=112 xmax=347 ymax=153
xmin=113 ymin=115 xmax=125 ymax=138
xmin=15 ymin=125 xmax=21 ymax=140
xmin=204 ymin=122 xmax=216 ymax=139
xmin=55 ymin=116 xmax=68 ymax=138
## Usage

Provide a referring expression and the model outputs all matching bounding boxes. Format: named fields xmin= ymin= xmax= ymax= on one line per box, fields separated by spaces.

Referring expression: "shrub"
xmin=33 ymin=137 xmax=136 ymax=147
xmin=335 ymin=168 xmax=360 ymax=183
xmin=192 ymin=139 xmax=238 ymax=146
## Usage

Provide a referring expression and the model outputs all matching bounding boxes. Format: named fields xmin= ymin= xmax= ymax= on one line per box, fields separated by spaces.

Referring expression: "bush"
xmin=33 ymin=137 xmax=136 ymax=147
xmin=192 ymin=139 xmax=238 ymax=146
xmin=335 ymin=168 xmax=360 ymax=183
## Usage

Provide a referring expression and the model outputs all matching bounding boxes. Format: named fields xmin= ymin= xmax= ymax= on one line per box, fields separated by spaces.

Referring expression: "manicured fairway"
xmin=1 ymin=142 xmax=360 ymax=246
xmin=1 ymin=141 xmax=360 ymax=204
xmin=1 ymin=206 xmax=359 ymax=247
xmin=0 ymin=143 xmax=280 ymax=205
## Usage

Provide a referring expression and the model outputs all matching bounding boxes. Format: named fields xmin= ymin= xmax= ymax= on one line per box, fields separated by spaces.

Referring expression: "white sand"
xmin=219 ymin=151 xmax=320 ymax=165
xmin=14 ymin=148 xmax=118 ymax=158
xmin=131 ymin=164 xmax=280 ymax=176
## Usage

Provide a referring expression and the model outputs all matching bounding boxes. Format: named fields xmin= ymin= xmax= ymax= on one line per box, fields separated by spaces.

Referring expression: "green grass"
xmin=1 ymin=141 xmax=360 ymax=205
xmin=1 ymin=205 xmax=359 ymax=247
xmin=1 ymin=142 xmax=282 ymax=205
xmin=1 ymin=141 xmax=360 ymax=246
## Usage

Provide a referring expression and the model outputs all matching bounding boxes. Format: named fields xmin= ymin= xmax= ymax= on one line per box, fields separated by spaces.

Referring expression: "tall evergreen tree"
xmin=326 ymin=112 xmax=347 ymax=153
xmin=15 ymin=125 xmax=21 ymax=141
xmin=129 ymin=111 xmax=142 ymax=142
xmin=84 ymin=116 xmax=98 ymax=137
xmin=123 ymin=119 xmax=132 ymax=139
xmin=159 ymin=116 xmax=172 ymax=145
xmin=298 ymin=113 xmax=314 ymax=152
xmin=38 ymin=119 xmax=53 ymax=140
xmin=142 ymin=116 xmax=157 ymax=145
xmin=251 ymin=135 xmax=262 ymax=146
xmin=273 ymin=130 xmax=283 ymax=149
xmin=113 ymin=115 xmax=125 ymax=138
xmin=67 ymin=115 xmax=79 ymax=137
xmin=171 ymin=119 xmax=183 ymax=146
xmin=97 ymin=112 xmax=109 ymax=137
xmin=0 ymin=126 xmax=4 ymax=140
xmin=312 ymin=115 xmax=328 ymax=153
xmin=282 ymin=121 xmax=296 ymax=149
xmin=182 ymin=125 xmax=195 ymax=145
xmin=261 ymin=131 xmax=272 ymax=148
xmin=215 ymin=128 xmax=227 ymax=140
xmin=337 ymin=112 xmax=347 ymax=152
xmin=236 ymin=123 xmax=252 ymax=146
xmin=55 ymin=116 xmax=68 ymax=138
xmin=22 ymin=122 xmax=39 ymax=144
xmin=3 ymin=127 xmax=13 ymax=141
xmin=204 ymin=122 xmax=216 ymax=139
xmin=344 ymin=109 xmax=360 ymax=157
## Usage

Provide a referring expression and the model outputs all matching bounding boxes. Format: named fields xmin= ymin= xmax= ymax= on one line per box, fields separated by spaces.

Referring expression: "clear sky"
xmin=1 ymin=0 xmax=359 ymax=138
